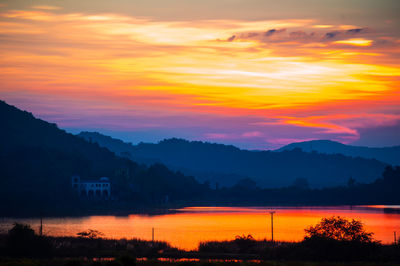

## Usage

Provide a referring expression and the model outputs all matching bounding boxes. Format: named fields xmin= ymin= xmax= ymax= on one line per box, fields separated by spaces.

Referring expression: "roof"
xmin=80 ymin=179 xmax=110 ymax=183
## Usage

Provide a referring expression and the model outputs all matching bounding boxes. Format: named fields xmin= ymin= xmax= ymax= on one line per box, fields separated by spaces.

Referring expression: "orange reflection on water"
xmin=1 ymin=206 xmax=399 ymax=250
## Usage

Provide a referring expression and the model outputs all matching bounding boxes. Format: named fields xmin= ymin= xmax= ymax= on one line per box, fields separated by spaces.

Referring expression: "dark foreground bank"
xmin=1 ymin=258 xmax=400 ymax=266
xmin=1 ymin=232 xmax=400 ymax=263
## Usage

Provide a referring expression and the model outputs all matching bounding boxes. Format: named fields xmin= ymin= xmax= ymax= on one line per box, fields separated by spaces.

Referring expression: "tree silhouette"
xmin=304 ymin=216 xmax=374 ymax=243
xmin=6 ymin=223 xmax=51 ymax=257
xmin=76 ymin=229 xmax=104 ymax=239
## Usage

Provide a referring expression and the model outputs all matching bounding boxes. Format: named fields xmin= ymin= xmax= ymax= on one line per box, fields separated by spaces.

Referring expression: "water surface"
xmin=1 ymin=206 xmax=399 ymax=250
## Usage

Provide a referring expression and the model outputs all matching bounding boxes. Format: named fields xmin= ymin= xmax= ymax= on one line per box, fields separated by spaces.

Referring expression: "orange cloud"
xmin=0 ymin=8 xmax=399 ymax=146
xmin=334 ymin=38 xmax=373 ymax=46
xmin=32 ymin=6 xmax=61 ymax=10
xmin=1 ymin=10 xmax=55 ymax=21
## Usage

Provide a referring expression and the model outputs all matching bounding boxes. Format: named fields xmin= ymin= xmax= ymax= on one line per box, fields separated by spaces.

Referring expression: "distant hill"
xmin=0 ymin=100 xmax=207 ymax=215
xmin=78 ymin=132 xmax=388 ymax=188
xmin=277 ymin=140 xmax=400 ymax=166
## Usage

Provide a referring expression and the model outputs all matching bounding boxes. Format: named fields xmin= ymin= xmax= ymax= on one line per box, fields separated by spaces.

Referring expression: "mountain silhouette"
xmin=78 ymin=132 xmax=388 ymax=188
xmin=277 ymin=140 xmax=400 ymax=166
xmin=0 ymin=100 xmax=207 ymax=215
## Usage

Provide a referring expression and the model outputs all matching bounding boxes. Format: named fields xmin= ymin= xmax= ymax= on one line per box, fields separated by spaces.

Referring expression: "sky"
xmin=0 ymin=0 xmax=399 ymax=149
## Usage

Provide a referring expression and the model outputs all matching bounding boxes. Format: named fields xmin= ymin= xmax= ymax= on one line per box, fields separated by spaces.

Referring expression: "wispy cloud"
xmin=334 ymin=38 xmax=373 ymax=46
xmin=32 ymin=5 xmax=61 ymax=10
xmin=0 ymin=7 xmax=399 ymax=148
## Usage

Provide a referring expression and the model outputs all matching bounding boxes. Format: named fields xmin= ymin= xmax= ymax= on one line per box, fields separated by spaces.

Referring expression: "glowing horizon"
xmin=0 ymin=0 xmax=399 ymax=149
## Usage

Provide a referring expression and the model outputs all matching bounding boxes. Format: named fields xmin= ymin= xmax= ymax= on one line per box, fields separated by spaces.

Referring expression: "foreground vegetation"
xmin=1 ymin=217 xmax=399 ymax=265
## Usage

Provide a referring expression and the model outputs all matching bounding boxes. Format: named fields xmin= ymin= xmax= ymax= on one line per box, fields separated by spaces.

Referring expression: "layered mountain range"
xmin=78 ymin=132 xmax=391 ymax=188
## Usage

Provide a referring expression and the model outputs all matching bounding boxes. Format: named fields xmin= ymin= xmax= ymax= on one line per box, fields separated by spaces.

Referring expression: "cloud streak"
xmin=0 ymin=7 xmax=399 ymax=148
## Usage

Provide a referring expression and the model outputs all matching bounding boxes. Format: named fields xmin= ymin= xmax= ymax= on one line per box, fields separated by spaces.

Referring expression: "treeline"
xmin=207 ymin=165 xmax=400 ymax=205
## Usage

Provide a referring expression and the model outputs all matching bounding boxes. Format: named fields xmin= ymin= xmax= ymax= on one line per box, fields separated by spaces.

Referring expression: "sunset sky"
xmin=0 ymin=0 xmax=399 ymax=149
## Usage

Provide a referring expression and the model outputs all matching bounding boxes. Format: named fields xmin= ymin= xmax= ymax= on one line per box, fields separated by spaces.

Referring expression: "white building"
xmin=72 ymin=175 xmax=111 ymax=199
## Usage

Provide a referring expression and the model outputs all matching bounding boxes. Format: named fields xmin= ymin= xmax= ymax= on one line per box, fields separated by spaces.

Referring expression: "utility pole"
xmin=395 ymin=231 xmax=397 ymax=244
xmin=152 ymin=227 xmax=154 ymax=242
xmin=269 ymin=211 xmax=276 ymax=246
xmin=39 ymin=213 xmax=43 ymax=236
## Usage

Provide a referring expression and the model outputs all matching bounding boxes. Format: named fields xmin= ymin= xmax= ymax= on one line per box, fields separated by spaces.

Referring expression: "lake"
xmin=1 ymin=205 xmax=399 ymax=250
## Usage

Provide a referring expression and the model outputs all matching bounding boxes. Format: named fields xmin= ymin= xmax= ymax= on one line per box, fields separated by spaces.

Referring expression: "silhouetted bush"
xmin=199 ymin=235 xmax=271 ymax=254
xmin=77 ymin=229 xmax=105 ymax=239
xmin=6 ymin=223 xmax=52 ymax=258
xmin=304 ymin=216 xmax=374 ymax=243
xmin=233 ymin=235 xmax=257 ymax=253
xmin=300 ymin=216 xmax=380 ymax=260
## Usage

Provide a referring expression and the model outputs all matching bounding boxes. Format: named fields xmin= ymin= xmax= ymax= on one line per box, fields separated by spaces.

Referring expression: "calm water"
xmin=1 ymin=206 xmax=399 ymax=250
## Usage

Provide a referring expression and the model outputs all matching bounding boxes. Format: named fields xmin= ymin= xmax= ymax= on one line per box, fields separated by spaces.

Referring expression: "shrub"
xmin=304 ymin=216 xmax=374 ymax=243
xmin=302 ymin=216 xmax=379 ymax=260
xmin=77 ymin=229 xmax=104 ymax=239
xmin=6 ymin=223 xmax=52 ymax=258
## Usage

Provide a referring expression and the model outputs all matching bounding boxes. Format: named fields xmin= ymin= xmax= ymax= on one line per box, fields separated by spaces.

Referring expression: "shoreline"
xmin=1 ymin=203 xmax=399 ymax=219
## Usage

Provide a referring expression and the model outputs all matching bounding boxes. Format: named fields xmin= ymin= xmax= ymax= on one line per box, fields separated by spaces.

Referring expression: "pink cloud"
xmin=241 ymin=131 xmax=263 ymax=138
xmin=204 ymin=133 xmax=232 ymax=140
